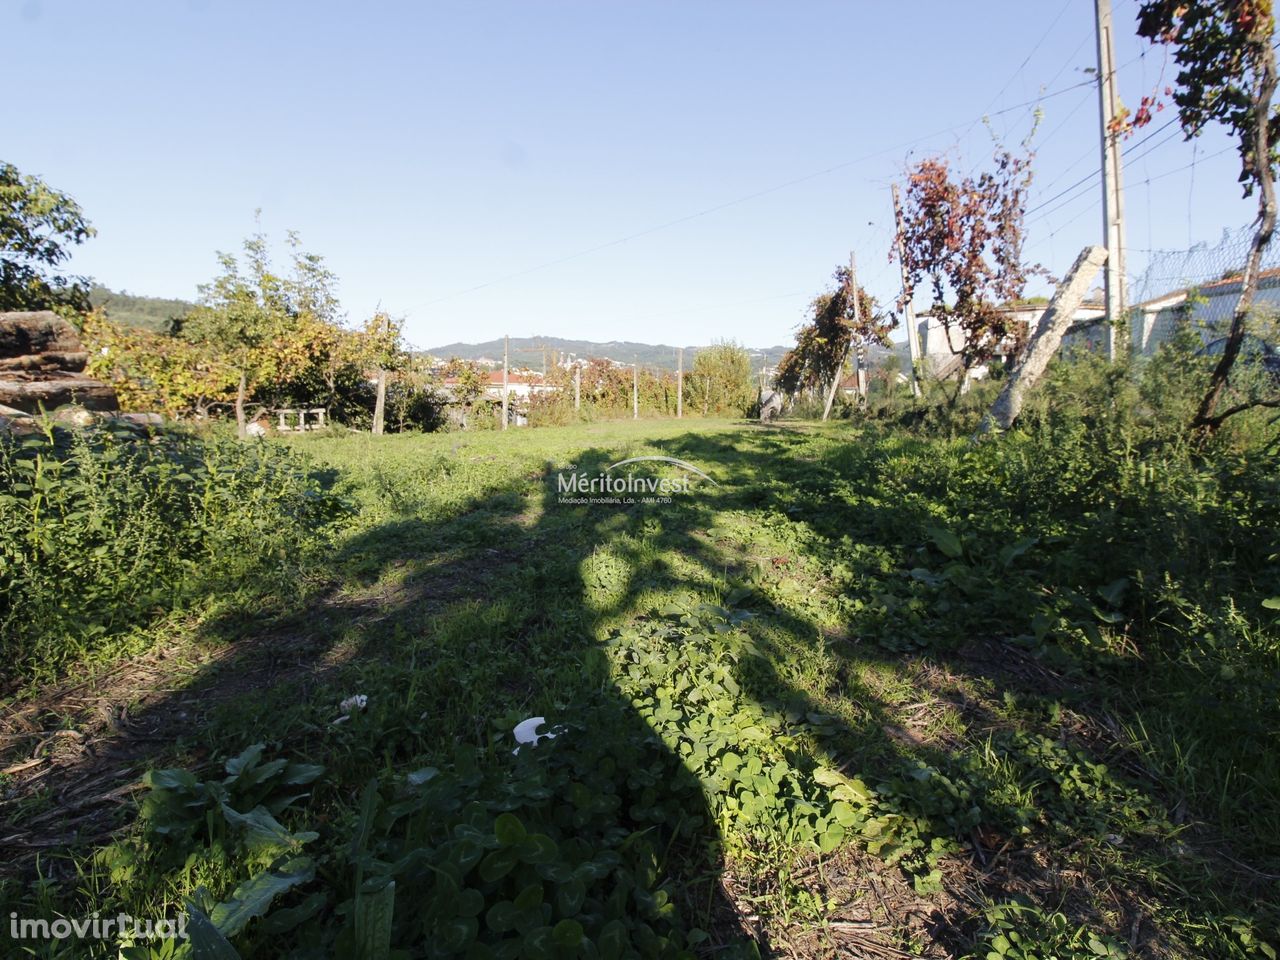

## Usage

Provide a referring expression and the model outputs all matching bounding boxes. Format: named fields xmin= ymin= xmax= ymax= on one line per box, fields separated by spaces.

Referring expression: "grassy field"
xmin=1 ymin=408 xmax=1278 ymax=958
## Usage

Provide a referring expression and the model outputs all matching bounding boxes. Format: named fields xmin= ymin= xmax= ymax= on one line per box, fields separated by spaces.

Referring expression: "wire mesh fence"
xmin=1129 ymin=225 xmax=1280 ymax=353
xmin=1132 ymin=225 xmax=1277 ymax=303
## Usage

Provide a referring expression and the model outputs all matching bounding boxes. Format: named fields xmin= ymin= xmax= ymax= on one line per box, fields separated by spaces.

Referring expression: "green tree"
xmin=690 ymin=341 xmax=754 ymax=416
xmin=82 ymin=310 xmax=235 ymax=417
xmin=0 ymin=161 xmax=95 ymax=312
xmin=182 ymin=225 xmax=343 ymax=436
xmin=1133 ymin=1 xmax=1279 ymax=430
xmin=442 ymin=357 xmax=490 ymax=428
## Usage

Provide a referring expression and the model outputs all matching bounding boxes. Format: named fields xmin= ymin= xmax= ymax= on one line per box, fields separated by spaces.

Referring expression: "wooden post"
xmin=892 ymin=184 xmax=924 ymax=398
xmin=823 ymin=251 xmax=858 ymax=421
xmin=574 ymin=363 xmax=581 ymax=413
xmin=235 ymin=370 xmax=247 ymax=438
xmin=976 ymin=246 xmax=1108 ymax=437
xmin=502 ymin=335 xmax=509 ymax=431
xmin=372 ymin=370 xmax=386 ymax=435
xmin=676 ymin=348 xmax=683 ymax=418
xmin=1096 ymin=0 xmax=1127 ymax=360
xmin=632 ymin=361 xmax=638 ymax=419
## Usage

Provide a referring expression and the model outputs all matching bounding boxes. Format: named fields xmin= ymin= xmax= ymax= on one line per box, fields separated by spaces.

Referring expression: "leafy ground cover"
xmin=1 ymin=377 xmax=1277 ymax=958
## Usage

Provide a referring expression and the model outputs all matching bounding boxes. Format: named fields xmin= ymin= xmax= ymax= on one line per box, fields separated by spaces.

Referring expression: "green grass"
xmin=1 ymin=410 xmax=1277 ymax=959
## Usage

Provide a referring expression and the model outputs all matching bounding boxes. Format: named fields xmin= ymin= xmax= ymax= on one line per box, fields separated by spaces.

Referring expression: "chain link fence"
xmin=1130 ymin=226 xmax=1280 ymax=353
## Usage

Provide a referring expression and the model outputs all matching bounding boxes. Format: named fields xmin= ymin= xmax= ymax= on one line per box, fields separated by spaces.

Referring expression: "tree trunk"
xmin=235 ymin=370 xmax=247 ymax=439
xmin=975 ymin=245 xmax=1109 ymax=438
xmin=0 ymin=351 xmax=89 ymax=372
xmin=0 ymin=312 xmax=83 ymax=357
xmin=0 ymin=373 xmax=118 ymax=413
xmin=1194 ymin=47 xmax=1279 ymax=432
xmin=372 ymin=368 xmax=387 ymax=435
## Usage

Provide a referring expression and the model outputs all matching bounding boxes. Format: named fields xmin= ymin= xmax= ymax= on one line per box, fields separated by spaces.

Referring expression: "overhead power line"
xmin=406 ymin=79 xmax=1096 ymax=312
xmin=1028 ymin=145 xmax=1233 ymax=228
xmin=1027 ymin=113 xmax=1191 ymax=218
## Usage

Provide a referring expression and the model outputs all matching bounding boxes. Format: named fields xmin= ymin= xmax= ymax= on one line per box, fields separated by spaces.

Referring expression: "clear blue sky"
xmin=7 ymin=0 xmax=1256 ymax=350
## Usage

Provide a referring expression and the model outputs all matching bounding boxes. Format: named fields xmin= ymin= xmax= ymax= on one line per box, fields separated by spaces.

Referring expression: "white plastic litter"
xmin=512 ymin=716 xmax=560 ymax=755
xmin=332 ymin=694 xmax=369 ymax=725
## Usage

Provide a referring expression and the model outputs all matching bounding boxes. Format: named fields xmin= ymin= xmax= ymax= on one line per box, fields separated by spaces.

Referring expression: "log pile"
xmin=0 ymin=311 xmax=119 ymax=414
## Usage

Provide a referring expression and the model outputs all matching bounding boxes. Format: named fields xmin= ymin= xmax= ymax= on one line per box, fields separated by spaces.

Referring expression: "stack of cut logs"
xmin=0 ymin=311 xmax=119 ymax=419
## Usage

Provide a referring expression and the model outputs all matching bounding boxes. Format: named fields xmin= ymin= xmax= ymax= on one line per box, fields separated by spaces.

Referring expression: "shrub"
xmin=0 ymin=425 xmax=345 ymax=689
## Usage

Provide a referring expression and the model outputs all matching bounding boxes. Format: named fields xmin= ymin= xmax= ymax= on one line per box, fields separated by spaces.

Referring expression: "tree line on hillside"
xmin=0 ymin=173 xmax=764 ymax=431
xmin=88 ymin=285 xmax=195 ymax=333
xmin=422 ymin=335 xmax=788 ymax=374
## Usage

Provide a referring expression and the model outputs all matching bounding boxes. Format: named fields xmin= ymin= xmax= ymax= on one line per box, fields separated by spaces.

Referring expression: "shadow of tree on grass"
xmin=1 ymin=422 xmax=1275 ymax=958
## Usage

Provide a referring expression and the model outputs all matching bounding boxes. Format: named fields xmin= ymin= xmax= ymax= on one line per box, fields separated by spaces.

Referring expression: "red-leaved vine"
xmin=894 ymin=145 xmax=1049 ymax=393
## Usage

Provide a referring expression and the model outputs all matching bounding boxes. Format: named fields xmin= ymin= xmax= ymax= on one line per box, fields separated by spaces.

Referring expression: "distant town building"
xmin=438 ymin=370 xmax=556 ymax=401
xmin=916 ymin=298 xmax=1107 ymax=378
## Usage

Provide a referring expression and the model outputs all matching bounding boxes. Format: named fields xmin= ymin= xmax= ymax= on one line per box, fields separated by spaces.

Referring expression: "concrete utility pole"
xmin=891 ymin=184 xmax=924 ymax=398
xmin=976 ymin=246 xmax=1109 ymax=436
xmin=574 ymin=363 xmax=581 ymax=413
xmin=1096 ymin=0 xmax=1127 ymax=360
xmin=632 ymin=361 xmax=639 ymax=419
xmin=676 ymin=348 xmax=683 ymax=418
xmin=502 ymin=335 xmax=509 ymax=430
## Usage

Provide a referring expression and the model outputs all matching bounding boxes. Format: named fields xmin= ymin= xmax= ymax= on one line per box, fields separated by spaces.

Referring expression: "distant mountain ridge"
xmin=89 ymin=285 xmax=195 ymax=333
xmin=422 ymin=336 xmax=794 ymax=372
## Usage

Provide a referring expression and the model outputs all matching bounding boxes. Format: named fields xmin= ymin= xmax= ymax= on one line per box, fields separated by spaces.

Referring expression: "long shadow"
xmin=1 ymin=432 xmax=755 ymax=956
xmin=1 ymin=421 xmax=1273 ymax=958
xmin=586 ymin=426 xmax=1278 ymax=953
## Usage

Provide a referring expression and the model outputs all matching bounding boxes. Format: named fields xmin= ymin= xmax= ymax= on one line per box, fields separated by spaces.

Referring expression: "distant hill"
xmin=89 ymin=284 xmax=194 ymax=333
xmin=422 ymin=336 xmax=794 ymax=372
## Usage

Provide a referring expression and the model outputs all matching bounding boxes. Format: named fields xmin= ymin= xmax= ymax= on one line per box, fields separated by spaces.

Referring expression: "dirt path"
xmin=0 ymin=538 xmax=535 ymax=873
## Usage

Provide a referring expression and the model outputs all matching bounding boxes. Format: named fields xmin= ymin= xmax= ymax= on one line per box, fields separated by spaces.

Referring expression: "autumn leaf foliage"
xmin=776 ymin=265 xmax=891 ymax=396
xmin=895 ymin=147 xmax=1047 ymax=378
xmin=1133 ymin=1 xmax=1278 ymax=196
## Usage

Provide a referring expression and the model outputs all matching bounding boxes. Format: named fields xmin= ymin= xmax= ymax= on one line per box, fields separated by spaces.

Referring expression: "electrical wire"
xmin=405 ymin=80 xmax=1095 ymax=312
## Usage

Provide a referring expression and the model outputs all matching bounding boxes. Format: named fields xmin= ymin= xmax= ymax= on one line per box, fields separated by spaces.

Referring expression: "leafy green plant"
xmin=971 ymin=901 xmax=1128 ymax=960
xmin=0 ymin=425 xmax=347 ymax=689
